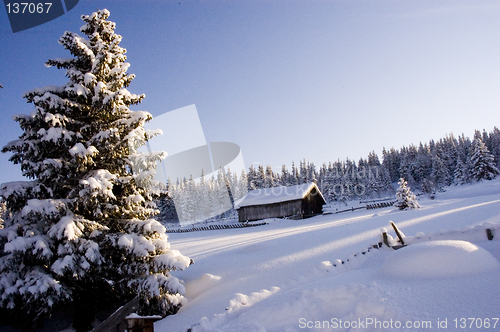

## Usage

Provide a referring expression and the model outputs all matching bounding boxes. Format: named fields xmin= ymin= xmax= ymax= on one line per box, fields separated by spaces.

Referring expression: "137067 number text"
xmin=5 ymin=3 xmax=52 ymax=14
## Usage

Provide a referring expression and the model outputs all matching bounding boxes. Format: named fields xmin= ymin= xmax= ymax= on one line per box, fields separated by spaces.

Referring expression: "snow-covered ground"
xmin=157 ymin=179 xmax=500 ymax=332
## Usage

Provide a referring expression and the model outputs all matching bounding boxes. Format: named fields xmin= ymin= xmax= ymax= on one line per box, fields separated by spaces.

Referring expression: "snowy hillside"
xmin=157 ymin=178 xmax=500 ymax=331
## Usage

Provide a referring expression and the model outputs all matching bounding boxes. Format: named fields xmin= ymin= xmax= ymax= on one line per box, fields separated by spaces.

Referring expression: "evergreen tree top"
xmin=2 ymin=8 xmax=159 ymax=198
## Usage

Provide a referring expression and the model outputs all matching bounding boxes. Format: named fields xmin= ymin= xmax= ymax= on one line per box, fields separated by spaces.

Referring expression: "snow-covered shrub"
xmin=394 ymin=178 xmax=420 ymax=210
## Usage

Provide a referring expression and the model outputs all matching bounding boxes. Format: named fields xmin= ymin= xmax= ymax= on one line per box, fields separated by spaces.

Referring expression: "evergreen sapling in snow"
xmin=0 ymin=9 xmax=191 ymax=329
xmin=394 ymin=178 xmax=420 ymax=210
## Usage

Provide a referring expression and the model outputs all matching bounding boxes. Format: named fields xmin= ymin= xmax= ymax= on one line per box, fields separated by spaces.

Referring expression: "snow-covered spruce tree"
xmin=453 ymin=157 xmax=469 ymax=185
xmin=490 ymin=127 xmax=500 ymax=168
xmin=431 ymin=154 xmax=452 ymax=189
xmin=264 ymin=165 xmax=275 ymax=188
xmin=0 ymin=199 xmax=9 ymax=228
xmin=238 ymin=169 xmax=248 ymax=198
xmin=421 ymin=178 xmax=435 ymax=195
xmin=470 ymin=138 xmax=499 ymax=181
xmin=394 ymin=178 xmax=420 ymax=210
xmin=153 ymin=180 xmax=179 ymax=225
xmin=0 ymin=9 xmax=190 ymax=329
xmin=185 ymin=175 xmax=197 ymax=221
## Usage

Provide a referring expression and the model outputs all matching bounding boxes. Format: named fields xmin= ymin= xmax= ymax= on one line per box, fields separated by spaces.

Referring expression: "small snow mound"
xmin=227 ymin=287 xmax=280 ymax=312
xmin=318 ymin=261 xmax=333 ymax=272
xmin=415 ymin=232 xmax=426 ymax=238
xmin=125 ymin=313 xmax=162 ymax=319
xmin=185 ymin=273 xmax=222 ymax=299
xmin=372 ymin=213 xmax=379 ymax=217
xmin=380 ymin=240 xmax=500 ymax=279
xmin=483 ymin=221 xmax=497 ymax=229
xmin=332 ymin=259 xmax=343 ymax=266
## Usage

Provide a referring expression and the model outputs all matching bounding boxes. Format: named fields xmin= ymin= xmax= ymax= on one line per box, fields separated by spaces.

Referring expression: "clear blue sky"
xmin=1 ymin=0 xmax=499 ymax=185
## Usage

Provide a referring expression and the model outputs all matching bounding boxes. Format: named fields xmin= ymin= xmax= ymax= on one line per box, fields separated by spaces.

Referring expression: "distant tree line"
xmin=155 ymin=127 xmax=500 ymax=223
xmin=245 ymin=128 xmax=499 ymax=201
xmin=381 ymin=128 xmax=500 ymax=189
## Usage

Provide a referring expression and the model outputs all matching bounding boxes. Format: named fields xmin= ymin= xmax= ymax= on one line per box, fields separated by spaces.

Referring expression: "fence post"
xmin=382 ymin=231 xmax=390 ymax=247
xmin=390 ymin=221 xmax=405 ymax=245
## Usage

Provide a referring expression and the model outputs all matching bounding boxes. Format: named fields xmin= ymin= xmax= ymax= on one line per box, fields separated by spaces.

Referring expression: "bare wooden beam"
xmin=91 ymin=297 xmax=140 ymax=332
xmin=390 ymin=221 xmax=405 ymax=246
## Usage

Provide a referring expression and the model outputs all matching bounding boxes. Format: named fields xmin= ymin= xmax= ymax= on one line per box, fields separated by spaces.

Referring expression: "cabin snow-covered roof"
xmin=235 ymin=182 xmax=325 ymax=209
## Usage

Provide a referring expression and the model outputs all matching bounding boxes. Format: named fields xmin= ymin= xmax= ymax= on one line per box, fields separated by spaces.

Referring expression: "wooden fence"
xmin=91 ymin=297 xmax=139 ymax=332
xmin=365 ymin=201 xmax=396 ymax=210
xmin=329 ymin=221 xmax=497 ymax=268
xmin=166 ymin=222 xmax=268 ymax=233
xmin=323 ymin=200 xmax=396 ymax=215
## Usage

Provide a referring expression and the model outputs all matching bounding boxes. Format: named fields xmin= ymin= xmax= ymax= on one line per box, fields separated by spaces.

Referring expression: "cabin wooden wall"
xmin=238 ymin=199 xmax=302 ymax=222
xmin=301 ymin=186 xmax=326 ymax=218
xmin=237 ymin=185 xmax=327 ymax=222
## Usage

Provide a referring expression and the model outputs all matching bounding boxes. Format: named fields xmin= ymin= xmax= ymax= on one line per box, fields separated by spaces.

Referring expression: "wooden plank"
xmin=91 ymin=297 xmax=140 ymax=332
xmin=382 ymin=231 xmax=390 ymax=247
xmin=240 ymin=199 xmax=303 ymax=221
xmin=390 ymin=221 xmax=405 ymax=246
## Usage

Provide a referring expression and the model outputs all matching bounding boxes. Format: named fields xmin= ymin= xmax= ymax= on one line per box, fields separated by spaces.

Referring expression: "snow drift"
xmin=379 ymin=240 xmax=500 ymax=279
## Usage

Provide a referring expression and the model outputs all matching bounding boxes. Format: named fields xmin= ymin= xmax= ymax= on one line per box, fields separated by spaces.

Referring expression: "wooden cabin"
xmin=235 ymin=183 xmax=326 ymax=222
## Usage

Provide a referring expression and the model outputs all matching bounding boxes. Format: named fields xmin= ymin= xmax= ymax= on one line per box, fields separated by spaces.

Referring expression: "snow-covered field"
xmin=157 ymin=179 xmax=500 ymax=332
